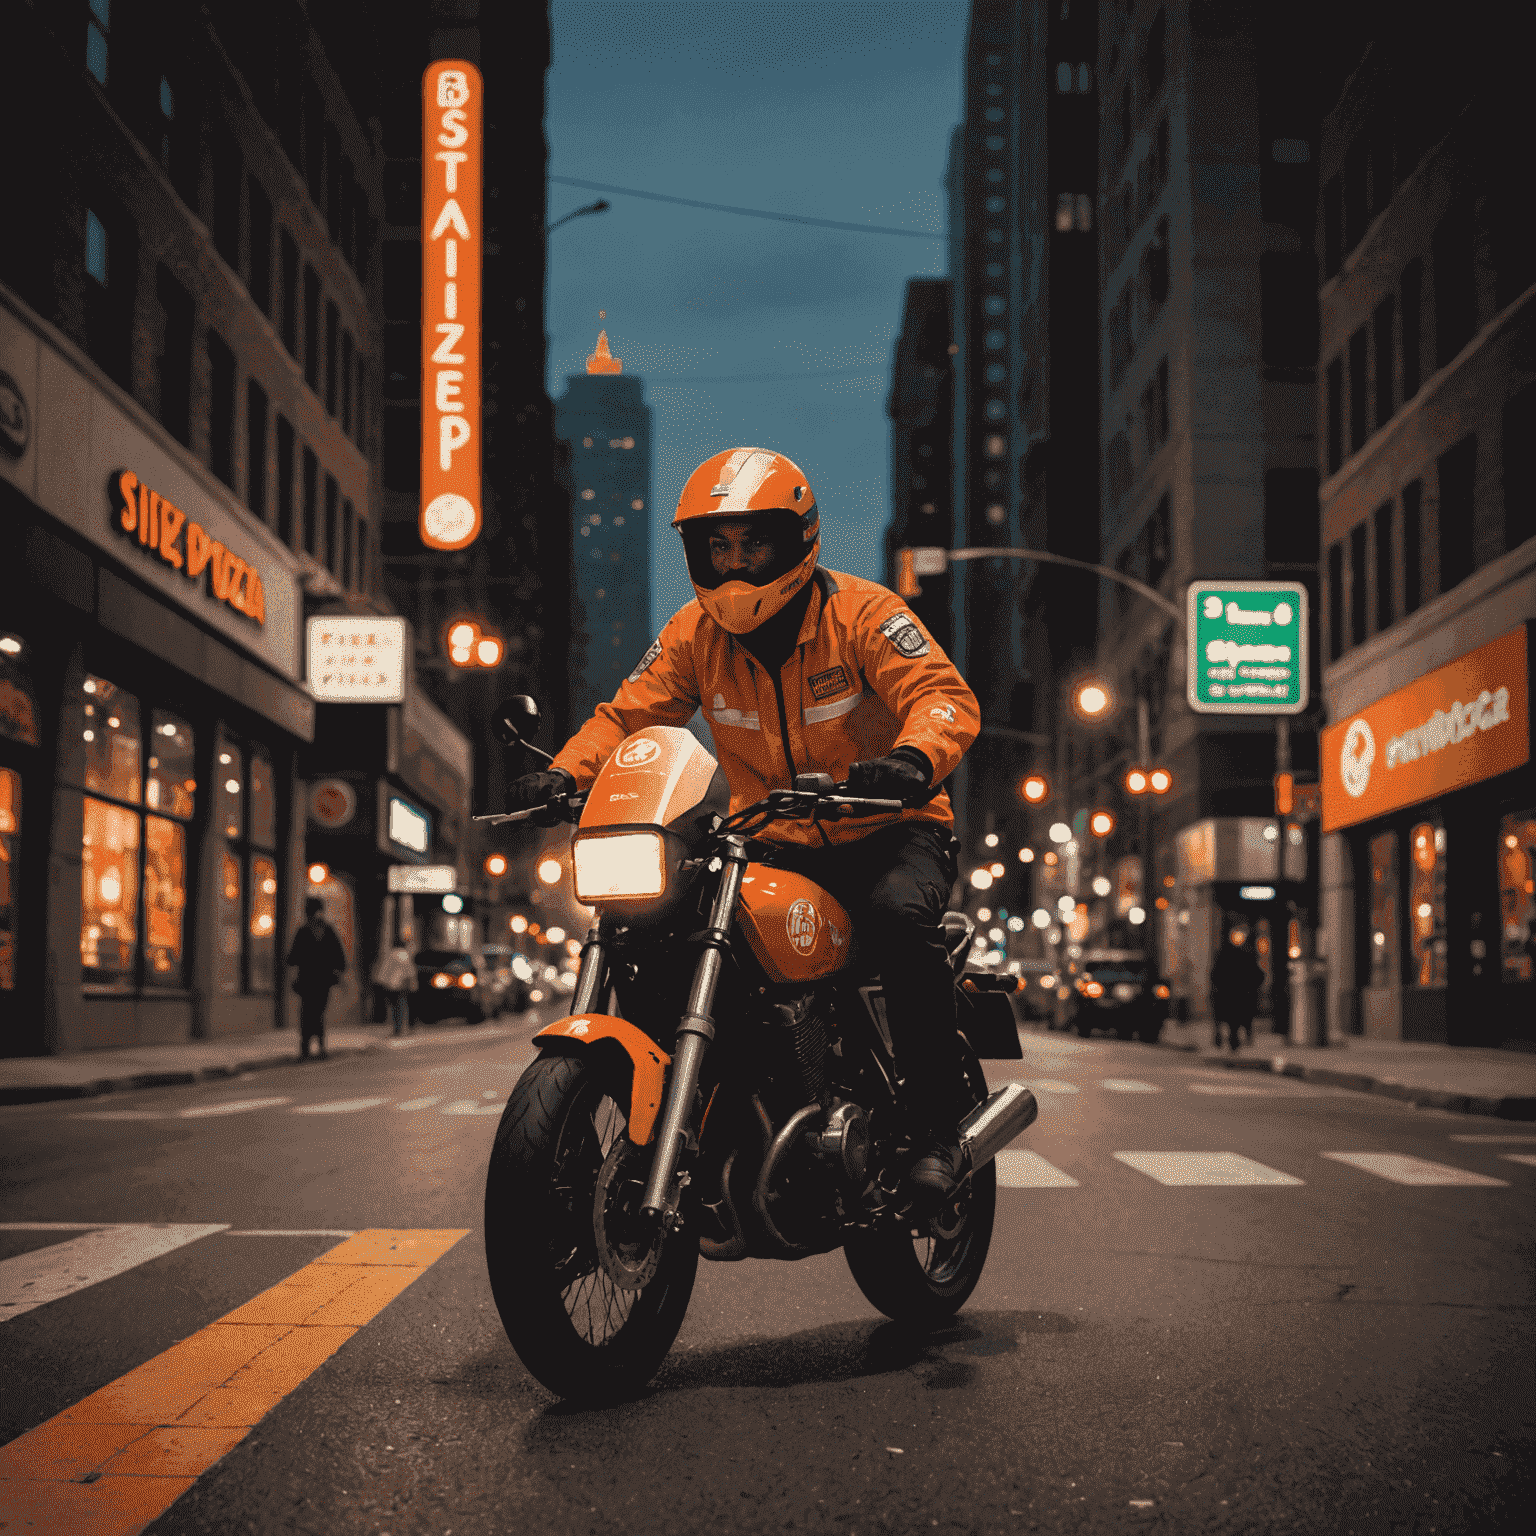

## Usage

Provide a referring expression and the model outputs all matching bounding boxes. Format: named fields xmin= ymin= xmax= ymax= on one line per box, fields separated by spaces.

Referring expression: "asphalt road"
xmin=2 ymin=1021 xmax=1532 ymax=1536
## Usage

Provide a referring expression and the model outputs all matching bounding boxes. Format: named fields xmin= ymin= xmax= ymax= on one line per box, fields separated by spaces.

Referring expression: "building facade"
xmin=553 ymin=336 xmax=654 ymax=733
xmin=1314 ymin=27 xmax=1536 ymax=1047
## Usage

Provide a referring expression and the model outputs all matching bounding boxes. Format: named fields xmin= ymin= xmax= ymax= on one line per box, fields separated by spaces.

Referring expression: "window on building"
xmin=354 ymin=358 xmax=368 ymax=450
xmin=324 ymin=299 xmax=339 ymax=415
xmin=301 ymin=445 xmax=318 ymax=555
xmin=384 ymin=323 xmax=416 ymax=400
xmin=1499 ymin=812 xmax=1536 ymax=983
xmin=302 ymin=81 xmax=324 ymax=206
xmin=246 ymin=380 xmax=268 ymax=522
xmin=1143 ymin=9 xmax=1165 ymax=98
xmin=1323 ymin=174 xmax=1342 ymax=280
xmin=325 ymin=123 xmax=342 ymax=241
xmin=1109 ymin=285 xmax=1134 ymax=387
xmin=303 ymin=266 xmax=320 ymax=390
xmin=275 ymin=415 xmax=295 ymax=547
xmin=1348 ymin=325 xmax=1368 ymax=455
xmin=1401 ymin=258 xmax=1422 ymax=399
xmin=280 ymin=230 xmax=299 ymax=357
xmin=1140 ymin=217 xmax=1169 ymax=323
xmin=1120 ymin=83 xmax=1132 ymax=157
xmin=78 ymin=676 xmax=195 ymax=991
xmin=1408 ymin=819 xmax=1447 ymax=988
xmin=0 ymin=766 xmax=17 ymax=992
xmin=1374 ymin=499 xmax=1394 ymax=632
xmin=1343 ymin=138 xmax=1368 ymax=257
xmin=1327 ymin=540 xmax=1343 ymax=661
xmin=1367 ymin=830 xmax=1399 ymax=989
xmin=342 ymin=499 xmax=355 ymax=589
xmin=355 ymin=518 xmax=368 ymax=589
xmin=1436 ymin=434 xmax=1477 ymax=592
xmin=86 ymin=0 xmax=110 ymax=86
xmin=324 ymin=474 xmax=339 ymax=573
xmin=1491 ymin=196 xmax=1536 ymax=313
xmin=1139 ymin=356 xmax=1169 ymax=458
xmin=382 ymin=406 xmax=418 ymax=490
xmin=1502 ymin=384 xmax=1536 ymax=552
xmin=207 ymin=330 xmax=236 ymax=488
xmin=1349 ymin=521 xmax=1367 ymax=646
xmin=1105 ymin=430 xmax=1134 ymax=509
xmin=154 ymin=264 xmax=193 ymax=447
xmin=1403 ymin=479 xmax=1423 ymax=614
xmin=1263 ymin=468 xmax=1319 ymax=567
xmin=84 ymin=202 xmax=136 ymax=391
xmin=1260 ymin=252 xmax=1318 ymax=369
xmin=341 ymin=331 xmax=354 ymax=435
xmin=248 ymin=180 xmax=273 ymax=315
xmin=212 ymin=131 xmax=242 ymax=270
xmin=338 ymin=155 xmax=356 ymax=265
xmin=1373 ymin=293 xmax=1395 ymax=430
xmin=1433 ymin=203 xmax=1477 ymax=368
xmin=1144 ymin=492 xmax=1171 ymax=587
xmin=1325 ymin=355 xmax=1343 ymax=475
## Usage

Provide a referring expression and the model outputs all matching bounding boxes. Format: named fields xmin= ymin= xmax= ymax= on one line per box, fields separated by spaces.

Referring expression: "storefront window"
xmin=1368 ymin=830 xmax=1400 ymax=988
xmin=1499 ymin=812 xmax=1536 ymax=983
xmin=0 ymin=633 xmax=39 ymax=746
xmin=1408 ymin=819 xmax=1448 ymax=988
xmin=82 ymin=675 xmax=141 ymax=802
xmin=0 ymin=769 xmax=18 ymax=989
xmin=214 ymin=732 xmax=279 ymax=996
xmin=146 ymin=710 xmax=195 ymax=818
xmin=250 ymin=751 xmax=276 ymax=847
xmin=214 ymin=733 xmax=244 ymax=996
xmin=249 ymin=855 xmax=277 ymax=991
xmin=82 ymin=797 xmax=140 ymax=989
xmin=143 ymin=816 xmax=186 ymax=981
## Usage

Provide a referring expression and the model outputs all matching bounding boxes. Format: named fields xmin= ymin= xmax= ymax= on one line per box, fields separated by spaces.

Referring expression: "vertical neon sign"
xmin=420 ymin=61 xmax=483 ymax=551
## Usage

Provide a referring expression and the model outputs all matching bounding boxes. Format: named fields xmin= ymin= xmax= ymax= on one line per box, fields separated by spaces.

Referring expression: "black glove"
xmin=846 ymin=748 xmax=932 ymax=803
xmin=505 ymin=768 xmax=576 ymax=811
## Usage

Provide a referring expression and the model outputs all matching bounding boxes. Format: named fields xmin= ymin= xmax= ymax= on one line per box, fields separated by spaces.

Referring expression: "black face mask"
xmin=681 ymin=512 xmax=808 ymax=591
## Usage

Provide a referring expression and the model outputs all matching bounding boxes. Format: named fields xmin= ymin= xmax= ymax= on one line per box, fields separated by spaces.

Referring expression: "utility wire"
xmin=549 ymin=175 xmax=944 ymax=240
xmin=641 ymin=366 xmax=886 ymax=384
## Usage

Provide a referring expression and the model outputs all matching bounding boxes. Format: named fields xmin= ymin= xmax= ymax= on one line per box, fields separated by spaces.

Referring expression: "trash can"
xmin=1288 ymin=958 xmax=1327 ymax=1046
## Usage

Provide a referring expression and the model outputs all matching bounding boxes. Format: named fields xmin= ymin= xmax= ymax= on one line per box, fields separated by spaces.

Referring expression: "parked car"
xmin=411 ymin=949 xmax=485 ymax=1026
xmin=479 ymin=944 xmax=531 ymax=1017
xmin=1068 ymin=948 xmax=1169 ymax=1042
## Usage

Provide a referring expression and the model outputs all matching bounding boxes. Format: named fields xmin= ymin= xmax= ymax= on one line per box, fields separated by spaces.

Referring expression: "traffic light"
xmin=895 ymin=547 xmax=922 ymax=599
xmin=1089 ymin=809 xmax=1116 ymax=837
xmin=1148 ymin=767 xmax=1172 ymax=794
xmin=1274 ymin=771 xmax=1294 ymax=816
xmin=446 ymin=619 xmax=503 ymax=668
xmin=1125 ymin=766 xmax=1173 ymax=795
xmin=1019 ymin=773 xmax=1050 ymax=804
xmin=1125 ymin=767 xmax=1149 ymax=795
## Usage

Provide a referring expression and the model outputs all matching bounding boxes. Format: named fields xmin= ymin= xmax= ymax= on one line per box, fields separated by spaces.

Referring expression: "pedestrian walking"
xmin=372 ymin=942 xmax=417 ymax=1036
xmin=1210 ymin=925 xmax=1264 ymax=1053
xmin=286 ymin=897 xmax=346 ymax=1060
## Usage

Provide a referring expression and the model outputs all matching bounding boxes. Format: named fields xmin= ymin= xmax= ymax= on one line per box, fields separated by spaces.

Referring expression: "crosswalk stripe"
xmin=1100 ymin=1079 xmax=1161 ymax=1093
xmin=1449 ymin=1134 xmax=1536 ymax=1144
xmin=1113 ymin=1152 xmax=1302 ymax=1186
xmin=0 ymin=1225 xmax=229 ymax=1321
xmin=68 ymin=1110 xmax=170 ymax=1121
xmin=995 ymin=1150 xmax=1079 ymax=1188
xmin=179 ymin=1098 xmax=291 ymax=1118
xmin=394 ymin=1096 xmax=443 ymax=1111
xmin=1498 ymin=1153 xmax=1536 ymax=1168
xmin=291 ymin=1098 xmax=390 ymax=1115
xmin=1020 ymin=1079 xmax=1079 ymax=1095
xmin=1322 ymin=1152 xmax=1509 ymax=1186
xmin=441 ymin=1099 xmax=502 ymax=1116
xmin=0 ymin=1230 xmax=468 ymax=1534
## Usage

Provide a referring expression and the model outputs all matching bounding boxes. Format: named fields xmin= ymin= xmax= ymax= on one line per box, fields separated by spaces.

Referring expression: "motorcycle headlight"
xmin=459 ymin=972 xmax=476 ymax=989
xmin=573 ymin=832 xmax=665 ymax=901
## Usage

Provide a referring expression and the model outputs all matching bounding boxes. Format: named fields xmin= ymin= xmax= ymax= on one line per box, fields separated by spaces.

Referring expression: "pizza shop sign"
xmin=112 ymin=469 xmax=265 ymax=625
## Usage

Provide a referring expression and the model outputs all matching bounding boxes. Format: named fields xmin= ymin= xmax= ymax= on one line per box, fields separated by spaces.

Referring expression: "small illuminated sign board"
xmin=387 ymin=864 xmax=457 ymax=893
xmin=306 ymin=617 xmax=407 ymax=702
xmin=385 ymin=793 xmax=432 ymax=857
xmin=1186 ymin=580 xmax=1308 ymax=714
xmin=420 ymin=61 xmax=483 ymax=551
xmin=1238 ymin=884 xmax=1277 ymax=901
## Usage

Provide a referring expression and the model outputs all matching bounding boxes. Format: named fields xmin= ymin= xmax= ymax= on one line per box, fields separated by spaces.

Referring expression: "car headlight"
xmin=1112 ymin=983 xmax=1139 ymax=1001
xmin=573 ymin=832 xmax=665 ymax=901
xmin=1083 ymin=981 xmax=1104 ymax=998
xmin=459 ymin=972 xmax=476 ymax=989
xmin=432 ymin=973 xmax=451 ymax=989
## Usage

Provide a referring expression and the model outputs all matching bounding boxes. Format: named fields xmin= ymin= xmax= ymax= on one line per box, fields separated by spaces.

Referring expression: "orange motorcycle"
xmin=477 ymin=699 xmax=1037 ymax=1401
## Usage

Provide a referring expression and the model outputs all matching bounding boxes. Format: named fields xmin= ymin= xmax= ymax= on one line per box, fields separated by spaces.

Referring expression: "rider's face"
xmin=707 ymin=520 xmax=779 ymax=581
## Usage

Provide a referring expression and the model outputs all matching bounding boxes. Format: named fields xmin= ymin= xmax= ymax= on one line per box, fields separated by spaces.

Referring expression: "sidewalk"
xmin=0 ymin=1018 xmax=535 ymax=1106
xmin=1157 ymin=1017 xmax=1536 ymax=1120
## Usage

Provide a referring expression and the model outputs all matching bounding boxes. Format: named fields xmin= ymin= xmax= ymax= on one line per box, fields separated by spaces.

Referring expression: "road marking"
xmin=1021 ymin=1079 xmax=1080 ymax=1095
xmin=394 ymin=1096 xmax=442 ymax=1111
xmin=1500 ymin=1153 xmax=1536 ymax=1168
xmin=995 ymin=1151 xmax=1079 ymax=1188
xmin=1100 ymin=1079 xmax=1161 ymax=1093
xmin=224 ymin=1230 xmax=357 ymax=1238
xmin=291 ymin=1098 xmax=390 ymax=1115
xmin=1187 ymin=1082 xmax=1335 ymax=1096
xmin=1322 ymin=1152 xmax=1509 ymax=1186
xmin=179 ymin=1098 xmax=291 ymax=1118
xmin=68 ymin=1111 xmax=171 ymax=1121
xmin=0 ymin=1229 xmax=468 ymax=1534
xmin=1114 ymin=1152 xmax=1303 ymax=1186
xmin=0 ymin=1225 xmax=229 ymax=1321
xmin=0 ymin=1223 xmax=108 ymax=1232
xmin=1449 ymin=1133 xmax=1536 ymax=1144
xmin=441 ymin=1099 xmax=501 ymax=1116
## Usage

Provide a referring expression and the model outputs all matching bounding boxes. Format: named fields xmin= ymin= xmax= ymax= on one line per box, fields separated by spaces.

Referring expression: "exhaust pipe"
xmin=959 ymin=1082 xmax=1039 ymax=1171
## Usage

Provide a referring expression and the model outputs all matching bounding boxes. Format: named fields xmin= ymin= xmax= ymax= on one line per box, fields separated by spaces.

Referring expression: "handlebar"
xmin=472 ymin=792 xmax=588 ymax=827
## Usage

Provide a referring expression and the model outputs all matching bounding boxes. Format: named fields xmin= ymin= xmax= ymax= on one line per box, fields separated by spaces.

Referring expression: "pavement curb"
xmin=1192 ymin=1050 xmax=1536 ymax=1121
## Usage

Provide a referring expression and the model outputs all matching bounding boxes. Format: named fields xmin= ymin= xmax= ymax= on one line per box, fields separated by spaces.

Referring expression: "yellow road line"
xmin=0 ymin=1228 xmax=469 ymax=1536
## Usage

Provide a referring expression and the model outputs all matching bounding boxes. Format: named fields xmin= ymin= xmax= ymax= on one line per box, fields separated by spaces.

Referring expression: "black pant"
xmin=766 ymin=822 xmax=968 ymax=1134
xmin=299 ymin=991 xmax=330 ymax=1056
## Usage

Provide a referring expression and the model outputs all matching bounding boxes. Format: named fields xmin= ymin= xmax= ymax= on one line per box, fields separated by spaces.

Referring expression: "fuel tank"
xmin=736 ymin=866 xmax=853 ymax=983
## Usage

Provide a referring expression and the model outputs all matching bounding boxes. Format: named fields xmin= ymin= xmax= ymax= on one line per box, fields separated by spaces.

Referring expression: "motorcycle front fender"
xmin=532 ymin=1014 xmax=671 ymax=1145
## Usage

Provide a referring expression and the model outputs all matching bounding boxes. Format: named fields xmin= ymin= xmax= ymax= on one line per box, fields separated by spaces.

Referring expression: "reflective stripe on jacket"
xmin=551 ymin=568 xmax=979 ymax=846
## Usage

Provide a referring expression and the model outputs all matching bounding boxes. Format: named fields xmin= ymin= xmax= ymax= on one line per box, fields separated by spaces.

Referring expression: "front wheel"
xmin=484 ymin=1053 xmax=698 ymax=1401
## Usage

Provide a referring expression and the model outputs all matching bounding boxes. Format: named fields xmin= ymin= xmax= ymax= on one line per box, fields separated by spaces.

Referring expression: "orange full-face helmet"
xmin=673 ymin=447 xmax=821 ymax=634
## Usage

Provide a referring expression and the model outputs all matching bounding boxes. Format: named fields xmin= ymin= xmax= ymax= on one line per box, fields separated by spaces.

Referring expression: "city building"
xmin=0 ymin=0 xmax=392 ymax=1050
xmin=1313 ymin=24 xmax=1535 ymax=1047
xmin=553 ymin=331 xmax=654 ymax=732
xmin=1085 ymin=0 xmax=1324 ymax=1026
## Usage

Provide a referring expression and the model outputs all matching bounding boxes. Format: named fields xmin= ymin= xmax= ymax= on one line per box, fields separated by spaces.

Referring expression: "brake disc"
xmin=592 ymin=1139 xmax=665 ymax=1290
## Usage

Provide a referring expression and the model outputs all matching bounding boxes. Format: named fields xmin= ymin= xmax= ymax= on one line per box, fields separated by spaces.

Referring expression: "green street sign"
xmin=1186 ymin=580 xmax=1309 ymax=714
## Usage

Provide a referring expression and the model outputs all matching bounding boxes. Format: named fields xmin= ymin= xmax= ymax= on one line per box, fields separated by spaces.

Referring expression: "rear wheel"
xmin=484 ymin=1053 xmax=698 ymax=1402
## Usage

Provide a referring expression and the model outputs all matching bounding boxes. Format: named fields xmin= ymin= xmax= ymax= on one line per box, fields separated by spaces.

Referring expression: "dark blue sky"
xmin=546 ymin=0 xmax=968 ymax=633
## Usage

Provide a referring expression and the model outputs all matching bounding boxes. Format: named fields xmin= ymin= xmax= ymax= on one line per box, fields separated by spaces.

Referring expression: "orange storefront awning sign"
xmin=1320 ymin=625 xmax=1531 ymax=833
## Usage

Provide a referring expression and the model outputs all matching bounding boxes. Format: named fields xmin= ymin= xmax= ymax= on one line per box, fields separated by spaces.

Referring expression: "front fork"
xmin=638 ymin=835 xmax=749 ymax=1222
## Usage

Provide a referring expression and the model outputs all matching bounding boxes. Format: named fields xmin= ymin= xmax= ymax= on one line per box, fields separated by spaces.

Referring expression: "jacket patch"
xmin=627 ymin=637 xmax=663 ymax=683
xmin=808 ymin=665 xmax=850 ymax=701
xmin=878 ymin=613 xmax=930 ymax=658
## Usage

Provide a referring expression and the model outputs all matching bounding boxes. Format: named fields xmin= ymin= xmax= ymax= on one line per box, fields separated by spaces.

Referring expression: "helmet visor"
xmin=680 ymin=511 xmax=809 ymax=592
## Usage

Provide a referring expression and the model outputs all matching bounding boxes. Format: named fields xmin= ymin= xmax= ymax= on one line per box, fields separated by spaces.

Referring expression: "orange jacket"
xmin=552 ymin=568 xmax=979 ymax=846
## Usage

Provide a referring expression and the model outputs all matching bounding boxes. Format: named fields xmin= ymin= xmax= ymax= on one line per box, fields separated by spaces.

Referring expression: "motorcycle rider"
xmin=506 ymin=447 xmax=982 ymax=1203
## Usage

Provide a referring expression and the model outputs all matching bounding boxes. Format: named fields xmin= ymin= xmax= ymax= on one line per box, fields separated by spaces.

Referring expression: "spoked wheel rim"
xmin=912 ymin=1174 xmax=980 ymax=1288
xmin=549 ymin=1081 xmax=638 ymax=1348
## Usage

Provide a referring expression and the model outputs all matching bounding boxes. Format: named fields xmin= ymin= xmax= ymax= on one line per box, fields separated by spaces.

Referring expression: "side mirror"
xmin=493 ymin=695 xmax=540 ymax=748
